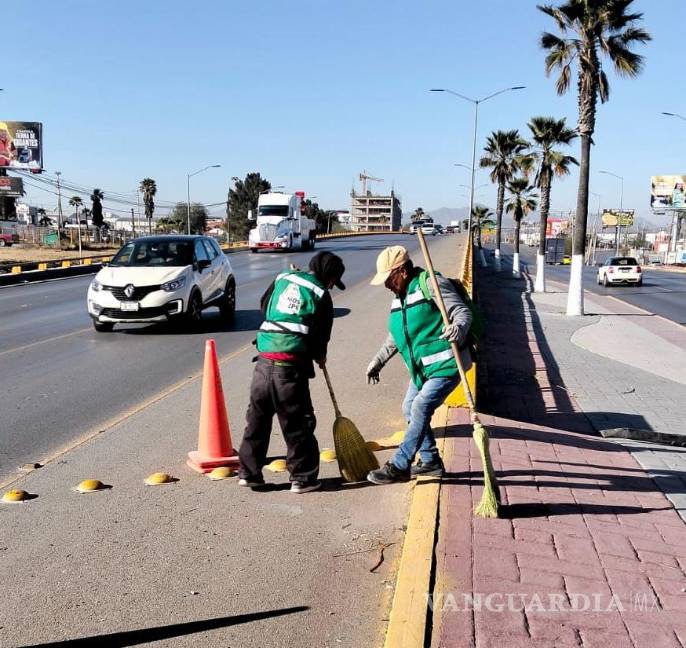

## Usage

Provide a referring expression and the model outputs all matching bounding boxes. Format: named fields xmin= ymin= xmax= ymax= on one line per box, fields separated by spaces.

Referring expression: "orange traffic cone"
xmin=187 ymin=339 xmax=240 ymax=473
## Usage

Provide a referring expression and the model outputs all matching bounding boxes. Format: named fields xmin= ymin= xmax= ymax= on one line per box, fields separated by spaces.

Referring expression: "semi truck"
xmin=248 ymin=191 xmax=316 ymax=253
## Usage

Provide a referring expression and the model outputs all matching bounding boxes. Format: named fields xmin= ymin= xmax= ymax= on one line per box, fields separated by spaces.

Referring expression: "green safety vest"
xmin=388 ymin=270 xmax=457 ymax=388
xmin=257 ymin=271 xmax=326 ymax=355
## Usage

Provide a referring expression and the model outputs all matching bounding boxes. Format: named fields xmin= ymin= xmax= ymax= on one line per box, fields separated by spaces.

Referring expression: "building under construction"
xmin=350 ymin=171 xmax=401 ymax=232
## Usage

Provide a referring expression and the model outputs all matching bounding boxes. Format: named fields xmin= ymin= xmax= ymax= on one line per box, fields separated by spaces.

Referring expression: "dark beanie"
xmin=309 ymin=251 xmax=346 ymax=290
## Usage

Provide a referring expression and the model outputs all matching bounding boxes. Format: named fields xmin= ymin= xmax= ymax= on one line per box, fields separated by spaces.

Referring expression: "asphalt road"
xmin=0 ymin=234 xmax=427 ymax=483
xmin=497 ymin=244 xmax=686 ymax=326
xmin=0 ymin=234 xmax=468 ymax=648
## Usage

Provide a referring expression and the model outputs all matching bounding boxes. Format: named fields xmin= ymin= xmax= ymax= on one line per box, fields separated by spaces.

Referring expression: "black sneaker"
xmin=238 ymin=475 xmax=265 ymax=488
xmin=411 ymin=460 xmax=445 ymax=477
xmin=290 ymin=480 xmax=322 ymax=494
xmin=367 ymin=462 xmax=411 ymax=485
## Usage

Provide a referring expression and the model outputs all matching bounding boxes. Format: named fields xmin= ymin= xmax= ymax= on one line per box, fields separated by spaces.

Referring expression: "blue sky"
xmin=3 ymin=0 xmax=679 ymax=225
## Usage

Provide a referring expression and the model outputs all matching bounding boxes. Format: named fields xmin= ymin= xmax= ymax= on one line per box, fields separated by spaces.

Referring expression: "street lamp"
xmin=589 ymin=191 xmax=602 ymax=264
xmin=431 ymin=86 xmax=525 ymax=243
xmin=599 ymin=170 xmax=624 ymax=254
xmin=187 ymin=164 xmax=221 ymax=235
xmin=662 ymin=111 xmax=686 ymax=122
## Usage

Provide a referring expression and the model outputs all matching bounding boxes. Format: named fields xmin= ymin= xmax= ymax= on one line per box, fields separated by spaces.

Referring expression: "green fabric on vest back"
xmin=388 ymin=270 xmax=457 ymax=388
xmin=257 ymin=271 xmax=325 ymax=354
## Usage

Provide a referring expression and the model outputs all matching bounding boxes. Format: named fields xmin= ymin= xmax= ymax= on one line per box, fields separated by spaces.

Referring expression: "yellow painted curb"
xmin=383 ymin=405 xmax=449 ymax=648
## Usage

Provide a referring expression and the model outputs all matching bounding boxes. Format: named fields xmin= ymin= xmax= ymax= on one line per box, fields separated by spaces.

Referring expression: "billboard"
xmin=602 ymin=209 xmax=634 ymax=228
xmin=545 ymin=218 xmax=570 ymax=238
xmin=0 ymin=176 xmax=23 ymax=197
xmin=0 ymin=121 xmax=43 ymax=170
xmin=651 ymin=175 xmax=686 ymax=211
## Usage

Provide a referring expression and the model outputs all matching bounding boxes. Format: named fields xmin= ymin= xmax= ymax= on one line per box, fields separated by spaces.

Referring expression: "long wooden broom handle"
xmin=416 ymin=229 xmax=477 ymax=413
xmin=322 ymin=364 xmax=343 ymax=418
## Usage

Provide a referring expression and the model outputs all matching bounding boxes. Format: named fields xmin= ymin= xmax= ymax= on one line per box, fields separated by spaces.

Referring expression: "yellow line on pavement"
xmin=0 ymin=327 xmax=92 ymax=358
xmin=383 ymin=404 xmax=449 ymax=648
xmin=0 ymin=342 xmax=253 ymax=490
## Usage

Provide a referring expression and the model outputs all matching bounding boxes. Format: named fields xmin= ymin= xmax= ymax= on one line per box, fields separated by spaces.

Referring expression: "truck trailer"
xmin=248 ymin=191 xmax=316 ymax=253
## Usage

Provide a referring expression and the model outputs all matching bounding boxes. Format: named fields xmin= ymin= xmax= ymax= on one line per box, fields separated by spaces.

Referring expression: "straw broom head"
xmin=472 ymin=422 xmax=500 ymax=518
xmin=333 ymin=415 xmax=380 ymax=482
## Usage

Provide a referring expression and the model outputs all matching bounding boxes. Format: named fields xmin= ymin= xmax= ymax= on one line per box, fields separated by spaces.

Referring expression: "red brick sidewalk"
xmin=429 ymin=271 xmax=686 ymax=648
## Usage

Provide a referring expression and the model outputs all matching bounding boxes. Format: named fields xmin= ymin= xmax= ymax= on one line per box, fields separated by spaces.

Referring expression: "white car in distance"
xmin=87 ymin=236 xmax=236 ymax=332
xmin=596 ymin=256 xmax=643 ymax=287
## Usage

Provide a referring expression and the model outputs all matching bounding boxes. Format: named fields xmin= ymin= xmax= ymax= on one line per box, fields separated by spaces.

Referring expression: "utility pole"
xmin=56 ymin=171 xmax=63 ymax=234
xmin=131 ymin=208 xmax=136 ymax=238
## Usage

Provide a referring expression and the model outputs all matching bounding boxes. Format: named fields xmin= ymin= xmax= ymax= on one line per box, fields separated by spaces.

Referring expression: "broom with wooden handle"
xmin=322 ymin=364 xmax=380 ymax=482
xmin=416 ymin=229 xmax=500 ymax=518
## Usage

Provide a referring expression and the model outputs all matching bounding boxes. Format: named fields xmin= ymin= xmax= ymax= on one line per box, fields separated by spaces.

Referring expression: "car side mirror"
xmin=198 ymin=259 xmax=211 ymax=271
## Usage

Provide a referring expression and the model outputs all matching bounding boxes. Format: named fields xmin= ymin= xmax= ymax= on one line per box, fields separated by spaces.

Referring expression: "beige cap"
xmin=370 ymin=245 xmax=410 ymax=285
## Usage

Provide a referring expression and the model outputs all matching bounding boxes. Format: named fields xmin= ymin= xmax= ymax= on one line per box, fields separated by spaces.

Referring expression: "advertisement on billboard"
xmin=651 ymin=175 xmax=686 ymax=211
xmin=602 ymin=209 xmax=635 ymax=228
xmin=0 ymin=121 xmax=43 ymax=170
xmin=545 ymin=218 xmax=570 ymax=238
xmin=0 ymin=176 xmax=24 ymax=197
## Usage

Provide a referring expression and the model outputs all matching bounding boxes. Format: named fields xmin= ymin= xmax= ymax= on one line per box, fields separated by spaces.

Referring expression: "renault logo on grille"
xmin=124 ymin=284 xmax=136 ymax=299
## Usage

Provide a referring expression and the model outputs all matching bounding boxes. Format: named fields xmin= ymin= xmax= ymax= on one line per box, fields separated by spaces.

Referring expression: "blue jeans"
xmin=391 ymin=375 xmax=459 ymax=471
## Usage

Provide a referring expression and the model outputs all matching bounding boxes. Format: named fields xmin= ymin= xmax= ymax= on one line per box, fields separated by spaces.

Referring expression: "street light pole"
xmin=599 ymin=170 xmax=624 ymax=255
xmin=187 ymin=164 xmax=221 ymax=235
xmin=431 ymin=85 xmax=525 ymax=270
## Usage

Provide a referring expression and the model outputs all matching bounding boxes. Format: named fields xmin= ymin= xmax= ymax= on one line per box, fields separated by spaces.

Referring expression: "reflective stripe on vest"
xmin=391 ymin=289 xmax=426 ymax=311
xmin=279 ymin=273 xmax=325 ymax=298
xmin=420 ymin=349 xmax=454 ymax=366
xmin=259 ymin=321 xmax=310 ymax=335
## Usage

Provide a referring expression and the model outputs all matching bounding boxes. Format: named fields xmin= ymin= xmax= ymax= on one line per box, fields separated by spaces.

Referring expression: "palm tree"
xmin=539 ymin=0 xmax=650 ymax=315
xmin=526 ymin=116 xmax=578 ymax=292
xmin=480 ymin=130 xmax=530 ymax=271
xmin=139 ymin=178 xmax=157 ymax=234
xmin=505 ymin=178 xmax=538 ymax=277
xmin=90 ymin=188 xmax=105 ymax=241
xmin=69 ymin=196 xmax=84 ymax=257
xmin=471 ymin=205 xmax=493 ymax=268
xmin=411 ymin=207 xmax=426 ymax=223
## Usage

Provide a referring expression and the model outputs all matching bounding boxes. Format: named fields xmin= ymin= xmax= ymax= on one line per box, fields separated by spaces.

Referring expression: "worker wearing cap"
xmin=239 ymin=251 xmax=346 ymax=494
xmin=366 ymin=245 xmax=471 ymax=484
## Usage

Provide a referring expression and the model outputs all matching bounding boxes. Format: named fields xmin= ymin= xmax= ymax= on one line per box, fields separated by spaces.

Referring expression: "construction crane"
xmin=359 ymin=170 xmax=383 ymax=196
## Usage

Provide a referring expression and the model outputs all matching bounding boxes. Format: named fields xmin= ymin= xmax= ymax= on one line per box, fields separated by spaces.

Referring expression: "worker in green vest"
xmin=238 ymin=251 xmax=346 ymax=494
xmin=366 ymin=245 xmax=472 ymax=484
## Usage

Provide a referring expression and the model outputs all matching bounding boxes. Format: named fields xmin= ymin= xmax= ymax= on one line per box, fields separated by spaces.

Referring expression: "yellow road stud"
xmin=207 ymin=466 xmax=235 ymax=480
xmin=2 ymin=489 xmax=30 ymax=503
xmin=265 ymin=459 xmax=287 ymax=472
xmin=144 ymin=472 xmax=174 ymax=486
xmin=390 ymin=430 xmax=405 ymax=443
xmin=320 ymin=448 xmax=337 ymax=463
xmin=76 ymin=479 xmax=105 ymax=493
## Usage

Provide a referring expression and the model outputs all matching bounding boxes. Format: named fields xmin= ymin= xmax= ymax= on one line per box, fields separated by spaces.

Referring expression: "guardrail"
xmin=445 ymin=234 xmax=476 ymax=408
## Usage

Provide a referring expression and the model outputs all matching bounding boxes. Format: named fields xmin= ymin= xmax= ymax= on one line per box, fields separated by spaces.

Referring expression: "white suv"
xmin=596 ymin=256 xmax=642 ymax=287
xmin=87 ymin=235 xmax=236 ymax=332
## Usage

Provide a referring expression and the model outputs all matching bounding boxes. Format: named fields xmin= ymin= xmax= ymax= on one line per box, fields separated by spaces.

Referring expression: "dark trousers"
xmin=239 ymin=357 xmax=319 ymax=483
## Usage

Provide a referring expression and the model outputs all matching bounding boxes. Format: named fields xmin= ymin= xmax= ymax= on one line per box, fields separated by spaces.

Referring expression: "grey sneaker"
xmin=291 ymin=480 xmax=322 ymax=494
xmin=411 ymin=460 xmax=445 ymax=477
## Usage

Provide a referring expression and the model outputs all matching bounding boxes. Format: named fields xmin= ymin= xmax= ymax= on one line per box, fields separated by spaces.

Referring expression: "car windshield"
xmin=110 ymin=240 xmax=194 ymax=267
xmin=259 ymin=206 xmax=289 ymax=217
xmin=610 ymin=257 xmax=638 ymax=266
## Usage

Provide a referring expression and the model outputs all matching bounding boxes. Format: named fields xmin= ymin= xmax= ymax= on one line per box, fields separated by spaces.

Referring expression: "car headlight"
xmin=161 ymin=275 xmax=187 ymax=292
xmin=90 ymin=279 xmax=102 ymax=292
